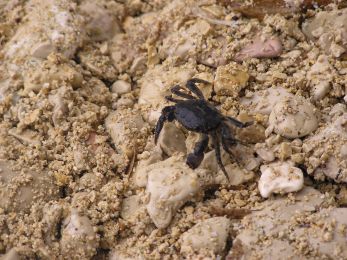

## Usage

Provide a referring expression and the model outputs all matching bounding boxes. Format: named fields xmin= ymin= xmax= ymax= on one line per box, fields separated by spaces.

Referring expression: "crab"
xmin=154 ymin=78 xmax=252 ymax=180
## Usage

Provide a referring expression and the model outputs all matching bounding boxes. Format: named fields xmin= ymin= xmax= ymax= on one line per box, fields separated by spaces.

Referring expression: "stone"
xmin=105 ymin=110 xmax=146 ymax=158
xmin=157 ymin=122 xmax=186 ymax=156
xmin=145 ymin=156 xmax=199 ymax=229
xmin=235 ymin=37 xmax=283 ymax=61
xmin=61 ymin=209 xmax=98 ymax=259
xmin=80 ymin=1 xmax=121 ymax=42
xmin=268 ymin=96 xmax=319 ymax=138
xmin=214 ymin=63 xmax=249 ymax=97
xmin=258 ymin=161 xmax=304 ymax=198
xmin=180 ymin=217 xmax=231 ymax=255
xmin=303 ymin=9 xmax=347 ymax=57
xmin=111 ymin=80 xmax=131 ymax=95
xmin=0 ymin=159 xmax=59 ymax=213
xmin=228 ymin=187 xmax=325 ymax=259
xmin=303 ymin=112 xmax=347 ymax=182
xmin=241 ymin=87 xmax=293 ymax=115
xmin=121 ymin=195 xmax=145 ymax=220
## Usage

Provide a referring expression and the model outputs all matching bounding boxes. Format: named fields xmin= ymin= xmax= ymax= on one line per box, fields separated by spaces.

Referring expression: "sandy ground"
xmin=0 ymin=0 xmax=347 ymax=259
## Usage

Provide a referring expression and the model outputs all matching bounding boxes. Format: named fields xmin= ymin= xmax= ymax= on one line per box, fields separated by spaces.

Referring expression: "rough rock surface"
xmin=258 ymin=161 xmax=304 ymax=198
xmin=304 ymin=110 xmax=347 ymax=182
xmin=145 ymin=156 xmax=200 ymax=229
xmin=0 ymin=159 xmax=59 ymax=213
xmin=303 ymin=8 xmax=347 ymax=57
xmin=268 ymin=96 xmax=319 ymax=138
xmin=180 ymin=217 xmax=231 ymax=255
xmin=228 ymin=187 xmax=325 ymax=259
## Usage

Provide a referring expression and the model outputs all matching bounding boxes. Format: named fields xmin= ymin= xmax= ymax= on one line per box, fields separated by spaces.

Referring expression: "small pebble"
xmin=111 ymin=80 xmax=131 ymax=95
xmin=258 ymin=161 xmax=304 ymax=198
xmin=268 ymin=96 xmax=319 ymax=138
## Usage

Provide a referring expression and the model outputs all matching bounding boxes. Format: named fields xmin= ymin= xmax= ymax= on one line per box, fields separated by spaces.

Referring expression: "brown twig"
xmin=209 ymin=206 xmax=251 ymax=219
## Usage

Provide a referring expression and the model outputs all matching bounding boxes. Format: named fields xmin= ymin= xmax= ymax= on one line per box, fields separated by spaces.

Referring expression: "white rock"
xmin=146 ymin=156 xmax=200 ymax=229
xmin=61 ymin=209 xmax=98 ymax=259
xmin=0 ymin=159 xmax=59 ymax=213
xmin=230 ymin=187 xmax=347 ymax=259
xmin=138 ymin=66 xmax=195 ymax=107
xmin=229 ymin=144 xmax=261 ymax=171
xmin=195 ymin=144 xmax=257 ymax=186
xmin=180 ymin=217 xmax=231 ymax=255
xmin=120 ymin=195 xmax=145 ymax=220
xmin=31 ymin=41 xmax=55 ymax=59
xmin=302 ymin=9 xmax=347 ymax=57
xmin=216 ymin=164 xmax=254 ymax=186
xmin=105 ymin=110 xmax=146 ymax=158
xmin=268 ymin=96 xmax=319 ymax=138
xmin=304 ymin=112 xmax=347 ymax=182
xmin=307 ymin=55 xmax=333 ymax=80
xmin=235 ymin=37 xmax=283 ymax=61
xmin=291 ymin=208 xmax=347 ymax=259
xmin=115 ymin=97 xmax=134 ymax=109
xmin=111 ymin=80 xmax=131 ymax=95
xmin=229 ymin=187 xmax=323 ymax=259
xmin=241 ymin=87 xmax=293 ymax=115
xmin=157 ymin=122 xmax=186 ymax=156
xmin=23 ymin=61 xmax=83 ymax=94
xmin=311 ymin=81 xmax=330 ymax=101
xmin=80 ymin=0 xmax=121 ymax=42
xmin=48 ymin=87 xmax=69 ymax=126
xmin=133 ymin=147 xmax=163 ymax=188
xmin=147 ymin=109 xmax=162 ymax=126
xmin=0 ymin=79 xmax=11 ymax=102
xmin=258 ymin=161 xmax=304 ymax=198
xmin=160 ymin=19 xmax=211 ymax=60
xmin=3 ymin=0 xmax=84 ymax=61
xmin=255 ymin=146 xmax=275 ymax=162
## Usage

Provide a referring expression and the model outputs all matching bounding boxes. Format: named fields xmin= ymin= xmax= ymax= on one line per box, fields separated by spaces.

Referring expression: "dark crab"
xmin=154 ymin=78 xmax=252 ymax=181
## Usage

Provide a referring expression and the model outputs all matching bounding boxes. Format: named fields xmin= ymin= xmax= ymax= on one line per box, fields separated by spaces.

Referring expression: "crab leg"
xmin=227 ymin=117 xmax=253 ymax=128
xmin=221 ymin=122 xmax=237 ymax=154
xmin=212 ymin=132 xmax=230 ymax=181
xmin=154 ymin=106 xmax=175 ymax=144
xmin=186 ymin=78 xmax=209 ymax=100
xmin=171 ymin=85 xmax=195 ymax=100
xmin=186 ymin=134 xmax=209 ymax=169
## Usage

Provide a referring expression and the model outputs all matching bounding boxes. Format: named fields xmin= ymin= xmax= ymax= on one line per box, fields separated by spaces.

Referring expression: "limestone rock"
xmin=214 ymin=63 xmax=249 ymax=97
xmin=3 ymin=0 xmax=84 ymax=61
xmin=303 ymin=111 xmax=347 ymax=182
xmin=0 ymin=160 xmax=59 ymax=213
xmin=105 ymin=110 xmax=147 ymax=158
xmin=229 ymin=187 xmax=324 ymax=259
xmin=121 ymin=195 xmax=145 ymax=220
xmin=180 ymin=217 xmax=231 ymax=255
xmin=303 ymin=9 xmax=347 ymax=57
xmin=268 ymin=96 xmax=319 ymax=138
xmin=157 ymin=122 xmax=186 ymax=156
xmin=145 ymin=156 xmax=200 ymax=229
xmin=111 ymin=80 xmax=131 ymax=95
xmin=80 ymin=0 xmax=122 ymax=42
xmin=241 ymin=87 xmax=293 ymax=115
xmin=258 ymin=161 xmax=304 ymax=198
xmin=61 ymin=209 xmax=98 ymax=259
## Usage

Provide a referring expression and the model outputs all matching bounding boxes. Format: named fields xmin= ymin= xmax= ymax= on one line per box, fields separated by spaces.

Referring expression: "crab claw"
xmin=186 ymin=153 xmax=204 ymax=169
